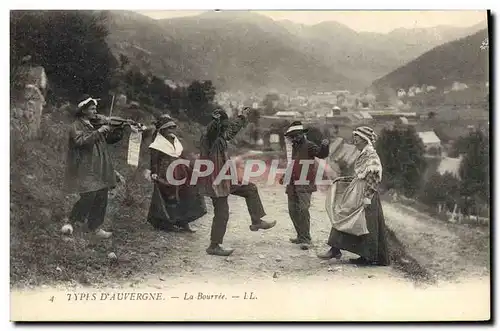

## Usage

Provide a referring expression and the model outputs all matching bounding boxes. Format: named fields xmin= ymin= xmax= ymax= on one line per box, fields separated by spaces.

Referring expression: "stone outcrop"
xmin=11 ymin=64 xmax=47 ymax=140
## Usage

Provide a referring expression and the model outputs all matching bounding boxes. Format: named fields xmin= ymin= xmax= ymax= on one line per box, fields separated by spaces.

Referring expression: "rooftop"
xmin=418 ymin=131 xmax=441 ymax=145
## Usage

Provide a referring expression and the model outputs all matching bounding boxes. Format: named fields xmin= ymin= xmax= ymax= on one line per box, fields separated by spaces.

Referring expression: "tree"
xmin=376 ymin=126 xmax=427 ymax=197
xmin=420 ymin=172 xmax=461 ymax=211
xmin=186 ymin=80 xmax=217 ymax=124
xmin=11 ymin=10 xmax=117 ymax=101
xmin=459 ymin=130 xmax=489 ymax=203
xmin=147 ymin=75 xmax=171 ymax=109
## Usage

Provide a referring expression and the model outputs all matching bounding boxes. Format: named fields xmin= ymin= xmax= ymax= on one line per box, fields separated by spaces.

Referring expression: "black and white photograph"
xmin=8 ymin=6 xmax=491 ymax=322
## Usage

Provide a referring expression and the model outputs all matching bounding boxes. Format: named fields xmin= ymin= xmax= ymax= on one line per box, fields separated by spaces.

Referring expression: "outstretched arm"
xmin=222 ymin=115 xmax=247 ymax=142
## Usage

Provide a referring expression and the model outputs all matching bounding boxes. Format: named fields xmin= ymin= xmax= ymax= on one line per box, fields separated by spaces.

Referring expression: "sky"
xmin=136 ymin=10 xmax=487 ymax=33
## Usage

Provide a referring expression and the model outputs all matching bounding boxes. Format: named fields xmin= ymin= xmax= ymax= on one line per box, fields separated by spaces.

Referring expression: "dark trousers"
xmin=287 ymin=191 xmax=312 ymax=242
xmin=210 ymin=183 xmax=266 ymax=244
xmin=69 ymin=188 xmax=109 ymax=231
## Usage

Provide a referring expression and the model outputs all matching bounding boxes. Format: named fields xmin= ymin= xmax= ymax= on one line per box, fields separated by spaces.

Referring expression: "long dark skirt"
xmin=147 ymin=183 xmax=207 ymax=230
xmin=327 ymin=192 xmax=390 ymax=265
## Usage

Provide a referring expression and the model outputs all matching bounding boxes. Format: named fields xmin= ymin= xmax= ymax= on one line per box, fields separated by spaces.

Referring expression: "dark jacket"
xmin=286 ymin=138 xmax=330 ymax=194
xmin=63 ymin=118 xmax=123 ymax=194
xmin=198 ymin=115 xmax=247 ymax=198
xmin=147 ymin=138 xmax=207 ymax=226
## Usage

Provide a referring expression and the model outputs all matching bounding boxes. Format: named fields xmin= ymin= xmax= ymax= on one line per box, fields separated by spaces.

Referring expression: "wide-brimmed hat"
xmin=284 ymin=121 xmax=308 ymax=136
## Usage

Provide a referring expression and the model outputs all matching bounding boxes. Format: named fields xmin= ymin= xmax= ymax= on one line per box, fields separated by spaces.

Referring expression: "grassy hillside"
xmin=371 ymin=29 xmax=489 ymax=92
xmin=10 ymin=100 xmax=207 ymax=286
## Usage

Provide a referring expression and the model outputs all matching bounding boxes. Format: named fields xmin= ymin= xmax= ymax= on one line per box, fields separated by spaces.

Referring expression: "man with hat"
xmin=62 ymin=95 xmax=125 ymax=239
xmin=147 ymin=114 xmax=207 ymax=232
xmin=199 ymin=107 xmax=276 ymax=256
xmin=281 ymin=121 xmax=330 ymax=249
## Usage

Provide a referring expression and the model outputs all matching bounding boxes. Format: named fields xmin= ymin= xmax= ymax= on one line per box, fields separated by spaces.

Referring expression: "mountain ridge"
xmin=107 ymin=10 xmax=487 ymax=93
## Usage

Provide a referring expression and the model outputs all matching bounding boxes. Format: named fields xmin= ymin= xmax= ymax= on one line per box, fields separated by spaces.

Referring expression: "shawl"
xmin=149 ymin=133 xmax=183 ymax=157
xmin=353 ymin=144 xmax=383 ymax=182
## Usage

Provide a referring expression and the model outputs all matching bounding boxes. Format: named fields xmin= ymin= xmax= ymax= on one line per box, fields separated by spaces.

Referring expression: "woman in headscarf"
xmin=318 ymin=126 xmax=390 ymax=266
xmin=147 ymin=114 xmax=207 ymax=232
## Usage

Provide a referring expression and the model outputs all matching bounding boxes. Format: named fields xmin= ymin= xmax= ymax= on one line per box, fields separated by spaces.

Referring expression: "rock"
xmin=159 ymin=277 xmax=165 ymax=281
xmin=60 ymin=224 xmax=73 ymax=235
xmin=368 ymin=275 xmax=374 ymax=278
xmin=225 ymin=257 xmax=233 ymax=262
xmin=149 ymin=252 xmax=158 ymax=257
xmin=258 ymin=254 xmax=265 ymax=259
xmin=116 ymin=94 xmax=127 ymax=107
xmin=56 ymin=266 xmax=62 ymax=272
xmin=108 ymin=252 xmax=117 ymax=260
xmin=275 ymin=256 xmax=282 ymax=262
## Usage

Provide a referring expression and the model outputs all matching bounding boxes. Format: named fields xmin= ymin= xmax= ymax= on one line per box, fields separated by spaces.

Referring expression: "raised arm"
xmin=221 ymin=115 xmax=247 ymax=142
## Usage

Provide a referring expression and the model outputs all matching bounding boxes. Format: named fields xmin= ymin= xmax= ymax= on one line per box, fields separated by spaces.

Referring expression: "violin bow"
xmin=109 ymin=93 xmax=115 ymax=117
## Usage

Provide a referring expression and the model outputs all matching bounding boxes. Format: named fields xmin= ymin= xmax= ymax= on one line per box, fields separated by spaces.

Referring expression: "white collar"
xmin=149 ymin=133 xmax=183 ymax=157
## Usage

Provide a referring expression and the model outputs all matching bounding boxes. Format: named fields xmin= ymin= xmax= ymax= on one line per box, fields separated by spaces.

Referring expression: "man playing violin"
xmin=62 ymin=95 xmax=125 ymax=239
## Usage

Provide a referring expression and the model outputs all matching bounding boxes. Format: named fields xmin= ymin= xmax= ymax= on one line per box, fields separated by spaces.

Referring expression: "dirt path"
xmin=382 ymin=201 xmax=490 ymax=282
xmin=90 ymin=183 xmax=487 ymax=289
xmin=11 ymin=182 xmax=491 ymax=321
xmin=112 ymin=184 xmax=405 ymax=287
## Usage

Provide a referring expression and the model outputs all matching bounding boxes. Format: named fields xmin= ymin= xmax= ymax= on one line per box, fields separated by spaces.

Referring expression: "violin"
xmin=89 ymin=114 xmax=148 ymax=132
